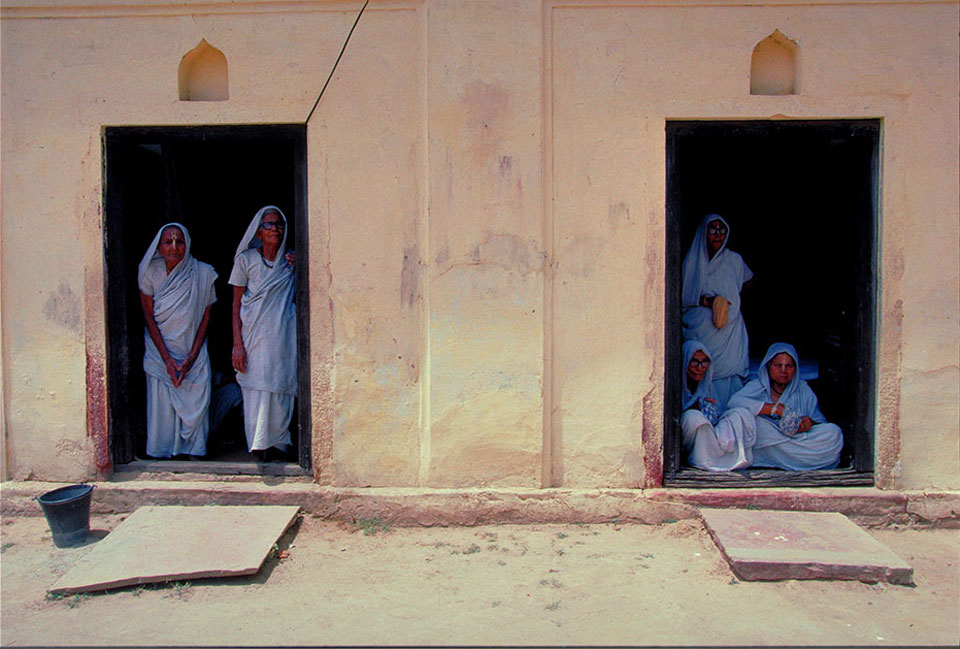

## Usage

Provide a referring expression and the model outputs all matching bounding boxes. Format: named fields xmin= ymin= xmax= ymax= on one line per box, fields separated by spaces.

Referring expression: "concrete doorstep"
xmin=701 ymin=509 xmax=915 ymax=585
xmin=2 ymin=480 xmax=958 ymax=529
xmin=48 ymin=505 xmax=301 ymax=595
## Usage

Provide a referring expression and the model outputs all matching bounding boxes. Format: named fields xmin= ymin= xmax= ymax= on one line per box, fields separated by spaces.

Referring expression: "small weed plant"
xmin=358 ymin=517 xmax=391 ymax=536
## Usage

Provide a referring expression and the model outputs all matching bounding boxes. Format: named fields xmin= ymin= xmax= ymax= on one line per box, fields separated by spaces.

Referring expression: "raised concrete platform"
xmin=701 ymin=509 xmax=914 ymax=585
xmin=3 ymin=481 xmax=958 ymax=529
xmin=49 ymin=505 xmax=300 ymax=595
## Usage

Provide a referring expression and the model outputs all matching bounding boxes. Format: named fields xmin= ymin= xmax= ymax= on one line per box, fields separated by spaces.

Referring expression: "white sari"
xmin=228 ymin=206 xmax=297 ymax=452
xmin=680 ymin=340 xmax=756 ymax=471
xmin=138 ymin=223 xmax=217 ymax=458
xmin=681 ymin=214 xmax=753 ymax=406
xmin=728 ymin=342 xmax=843 ymax=470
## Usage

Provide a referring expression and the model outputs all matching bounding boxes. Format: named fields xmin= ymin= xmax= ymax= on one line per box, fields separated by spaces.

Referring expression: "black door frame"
xmin=102 ymin=124 xmax=311 ymax=471
xmin=664 ymin=119 xmax=879 ymax=487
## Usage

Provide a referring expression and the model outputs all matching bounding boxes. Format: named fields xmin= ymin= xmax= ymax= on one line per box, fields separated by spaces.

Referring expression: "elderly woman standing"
xmin=139 ymin=223 xmax=217 ymax=459
xmin=681 ymin=214 xmax=753 ymax=407
xmin=728 ymin=342 xmax=843 ymax=470
xmin=229 ymin=206 xmax=297 ymax=461
xmin=681 ymin=340 xmax=757 ymax=471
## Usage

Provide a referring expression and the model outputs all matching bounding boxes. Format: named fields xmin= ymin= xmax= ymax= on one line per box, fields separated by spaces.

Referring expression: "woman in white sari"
xmin=138 ymin=223 xmax=217 ymax=458
xmin=728 ymin=342 xmax=843 ymax=471
xmin=681 ymin=340 xmax=756 ymax=471
xmin=229 ymin=206 xmax=297 ymax=461
xmin=682 ymin=214 xmax=753 ymax=406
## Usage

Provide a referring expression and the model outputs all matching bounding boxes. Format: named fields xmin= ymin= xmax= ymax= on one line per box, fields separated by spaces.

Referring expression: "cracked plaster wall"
xmin=0 ymin=0 xmax=957 ymax=490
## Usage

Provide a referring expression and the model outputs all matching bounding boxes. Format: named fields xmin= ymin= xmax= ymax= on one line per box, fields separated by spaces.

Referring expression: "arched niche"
xmin=750 ymin=30 xmax=797 ymax=95
xmin=178 ymin=40 xmax=228 ymax=101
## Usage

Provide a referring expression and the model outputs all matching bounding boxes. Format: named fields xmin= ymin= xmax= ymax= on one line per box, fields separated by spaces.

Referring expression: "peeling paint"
xmin=640 ymin=364 xmax=664 ymax=488
xmin=85 ymin=349 xmax=111 ymax=475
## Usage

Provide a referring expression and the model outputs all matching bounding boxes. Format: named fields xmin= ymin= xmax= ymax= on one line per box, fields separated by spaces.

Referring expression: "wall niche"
xmin=750 ymin=30 xmax=798 ymax=95
xmin=178 ymin=40 xmax=228 ymax=101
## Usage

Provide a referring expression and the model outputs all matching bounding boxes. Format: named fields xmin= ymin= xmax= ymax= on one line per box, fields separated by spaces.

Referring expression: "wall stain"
xmin=559 ymin=236 xmax=605 ymax=278
xmin=43 ymin=282 xmax=80 ymax=332
xmin=888 ymin=248 xmax=905 ymax=283
xmin=470 ymin=232 xmax=542 ymax=275
xmin=400 ymin=245 xmax=422 ymax=308
xmin=461 ymin=81 xmax=510 ymax=160
xmin=608 ymin=202 xmax=634 ymax=229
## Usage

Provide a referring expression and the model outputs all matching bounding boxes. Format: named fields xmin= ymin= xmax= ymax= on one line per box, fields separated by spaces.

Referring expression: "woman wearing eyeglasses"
xmin=681 ymin=340 xmax=757 ymax=471
xmin=138 ymin=223 xmax=218 ymax=459
xmin=728 ymin=342 xmax=842 ymax=470
xmin=681 ymin=214 xmax=753 ymax=407
xmin=229 ymin=206 xmax=298 ymax=461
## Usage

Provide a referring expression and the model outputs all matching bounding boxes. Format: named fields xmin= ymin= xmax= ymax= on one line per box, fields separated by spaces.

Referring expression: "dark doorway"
xmin=103 ymin=125 xmax=311 ymax=472
xmin=665 ymin=120 xmax=879 ymax=487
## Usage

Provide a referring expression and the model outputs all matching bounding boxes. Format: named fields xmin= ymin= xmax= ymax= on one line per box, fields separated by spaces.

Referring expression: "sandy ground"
xmin=1 ymin=512 xmax=958 ymax=647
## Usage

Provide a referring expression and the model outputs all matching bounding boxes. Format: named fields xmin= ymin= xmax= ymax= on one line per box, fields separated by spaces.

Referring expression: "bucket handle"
xmin=33 ymin=484 xmax=96 ymax=501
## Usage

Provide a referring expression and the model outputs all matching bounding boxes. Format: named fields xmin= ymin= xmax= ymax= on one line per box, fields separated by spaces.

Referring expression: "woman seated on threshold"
xmin=229 ymin=206 xmax=298 ymax=462
xmin=728 ymin=342 xmax=843 ymax=471
xmin=681 ymin=340 xmax=757 ymax=471
xmin=681 ymin=214 xmax=753 ymax=407
xmin=138 ymin=223 xmax=218 ymax=459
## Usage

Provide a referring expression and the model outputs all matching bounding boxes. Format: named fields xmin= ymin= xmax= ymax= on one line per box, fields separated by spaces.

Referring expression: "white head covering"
xmin=682 ymin=340 xmax=715 ymax=410
xmin=681 ymin=214 xmax=731 ymax=307
xmin=138 ymin=222 xmax=195 ymax=286
xmin=235 ymin=206 xmax=289 ymax=262
xmin=232 ymin=206 xmax=293 ymax=303
xmin=758 ymin=342 xmax=801 ymax=405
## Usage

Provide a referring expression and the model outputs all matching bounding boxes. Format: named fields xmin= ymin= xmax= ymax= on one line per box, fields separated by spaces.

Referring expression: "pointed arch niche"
xmin=750 ymin=30 xmax=798 ymax=95
xmin=178 ymin=40 xmax=228 ymax=101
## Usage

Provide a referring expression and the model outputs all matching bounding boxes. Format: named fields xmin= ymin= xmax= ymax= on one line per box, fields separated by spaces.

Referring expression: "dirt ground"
xmin=1 ymin=512 xmax=957 ymax=647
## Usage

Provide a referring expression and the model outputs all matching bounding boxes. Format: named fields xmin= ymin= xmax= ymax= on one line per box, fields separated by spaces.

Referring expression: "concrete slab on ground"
xmin=49 ymin=505 xmax=300 ymax=594
xmin=701 ymin=508 xmax=914 ymax=585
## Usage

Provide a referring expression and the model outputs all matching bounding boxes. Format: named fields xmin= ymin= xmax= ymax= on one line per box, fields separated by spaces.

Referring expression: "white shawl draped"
xmin=680 ymin=339 xmax=757 ymax=471
xmin=728 ymin=342 xmax=829 ymax=450
xmin=138 ymin=223 xmax=218 ymax=388
xmin=681 ymin=214 xmax=752 ymax=381
xmin=228 ymin=206 xmax=298 ymax=395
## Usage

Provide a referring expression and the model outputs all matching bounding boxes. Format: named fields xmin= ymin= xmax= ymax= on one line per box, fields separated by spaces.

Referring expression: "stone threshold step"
xmin=3 ymin=482 xmax=957 ymax=529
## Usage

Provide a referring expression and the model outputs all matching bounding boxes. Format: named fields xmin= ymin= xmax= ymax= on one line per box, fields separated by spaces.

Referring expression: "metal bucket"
xmin=37 ymin=484 xmax=94 ymax=548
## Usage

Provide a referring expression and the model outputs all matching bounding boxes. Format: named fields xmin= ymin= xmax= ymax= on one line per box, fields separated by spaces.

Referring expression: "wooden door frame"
xmin=102 ymin=124 xmax=311 ymax=472
xmin=663 ymin=119 xmax=879 ymax=488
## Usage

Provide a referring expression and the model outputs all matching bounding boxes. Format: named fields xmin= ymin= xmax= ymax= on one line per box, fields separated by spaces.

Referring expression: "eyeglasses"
xmin=260 ymin=221 xmax=285 ymax=230
xmin=688 ymin=358 xmax=711 ymax=368
xmin=707 ymin=226 xmax=727 ymax=235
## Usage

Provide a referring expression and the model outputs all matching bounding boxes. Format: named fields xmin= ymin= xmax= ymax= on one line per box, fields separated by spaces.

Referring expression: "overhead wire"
xmin=305 ymin=0 xmax=370 ymax=125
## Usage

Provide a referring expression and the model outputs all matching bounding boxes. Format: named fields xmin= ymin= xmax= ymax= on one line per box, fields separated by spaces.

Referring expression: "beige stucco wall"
xmin=1 ymin=0 xmax=957 ymax=490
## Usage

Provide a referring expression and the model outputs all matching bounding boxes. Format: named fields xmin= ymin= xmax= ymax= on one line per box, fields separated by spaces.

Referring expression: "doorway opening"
xmin=103 ymin=124 xmax=311 ymax=473
xmin=665 ymin=120 xmax=879 ymax=487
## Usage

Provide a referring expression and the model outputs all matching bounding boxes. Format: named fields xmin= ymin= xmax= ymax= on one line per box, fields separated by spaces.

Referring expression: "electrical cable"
xmin=305 ymin=0 xmax=370 ymax=125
